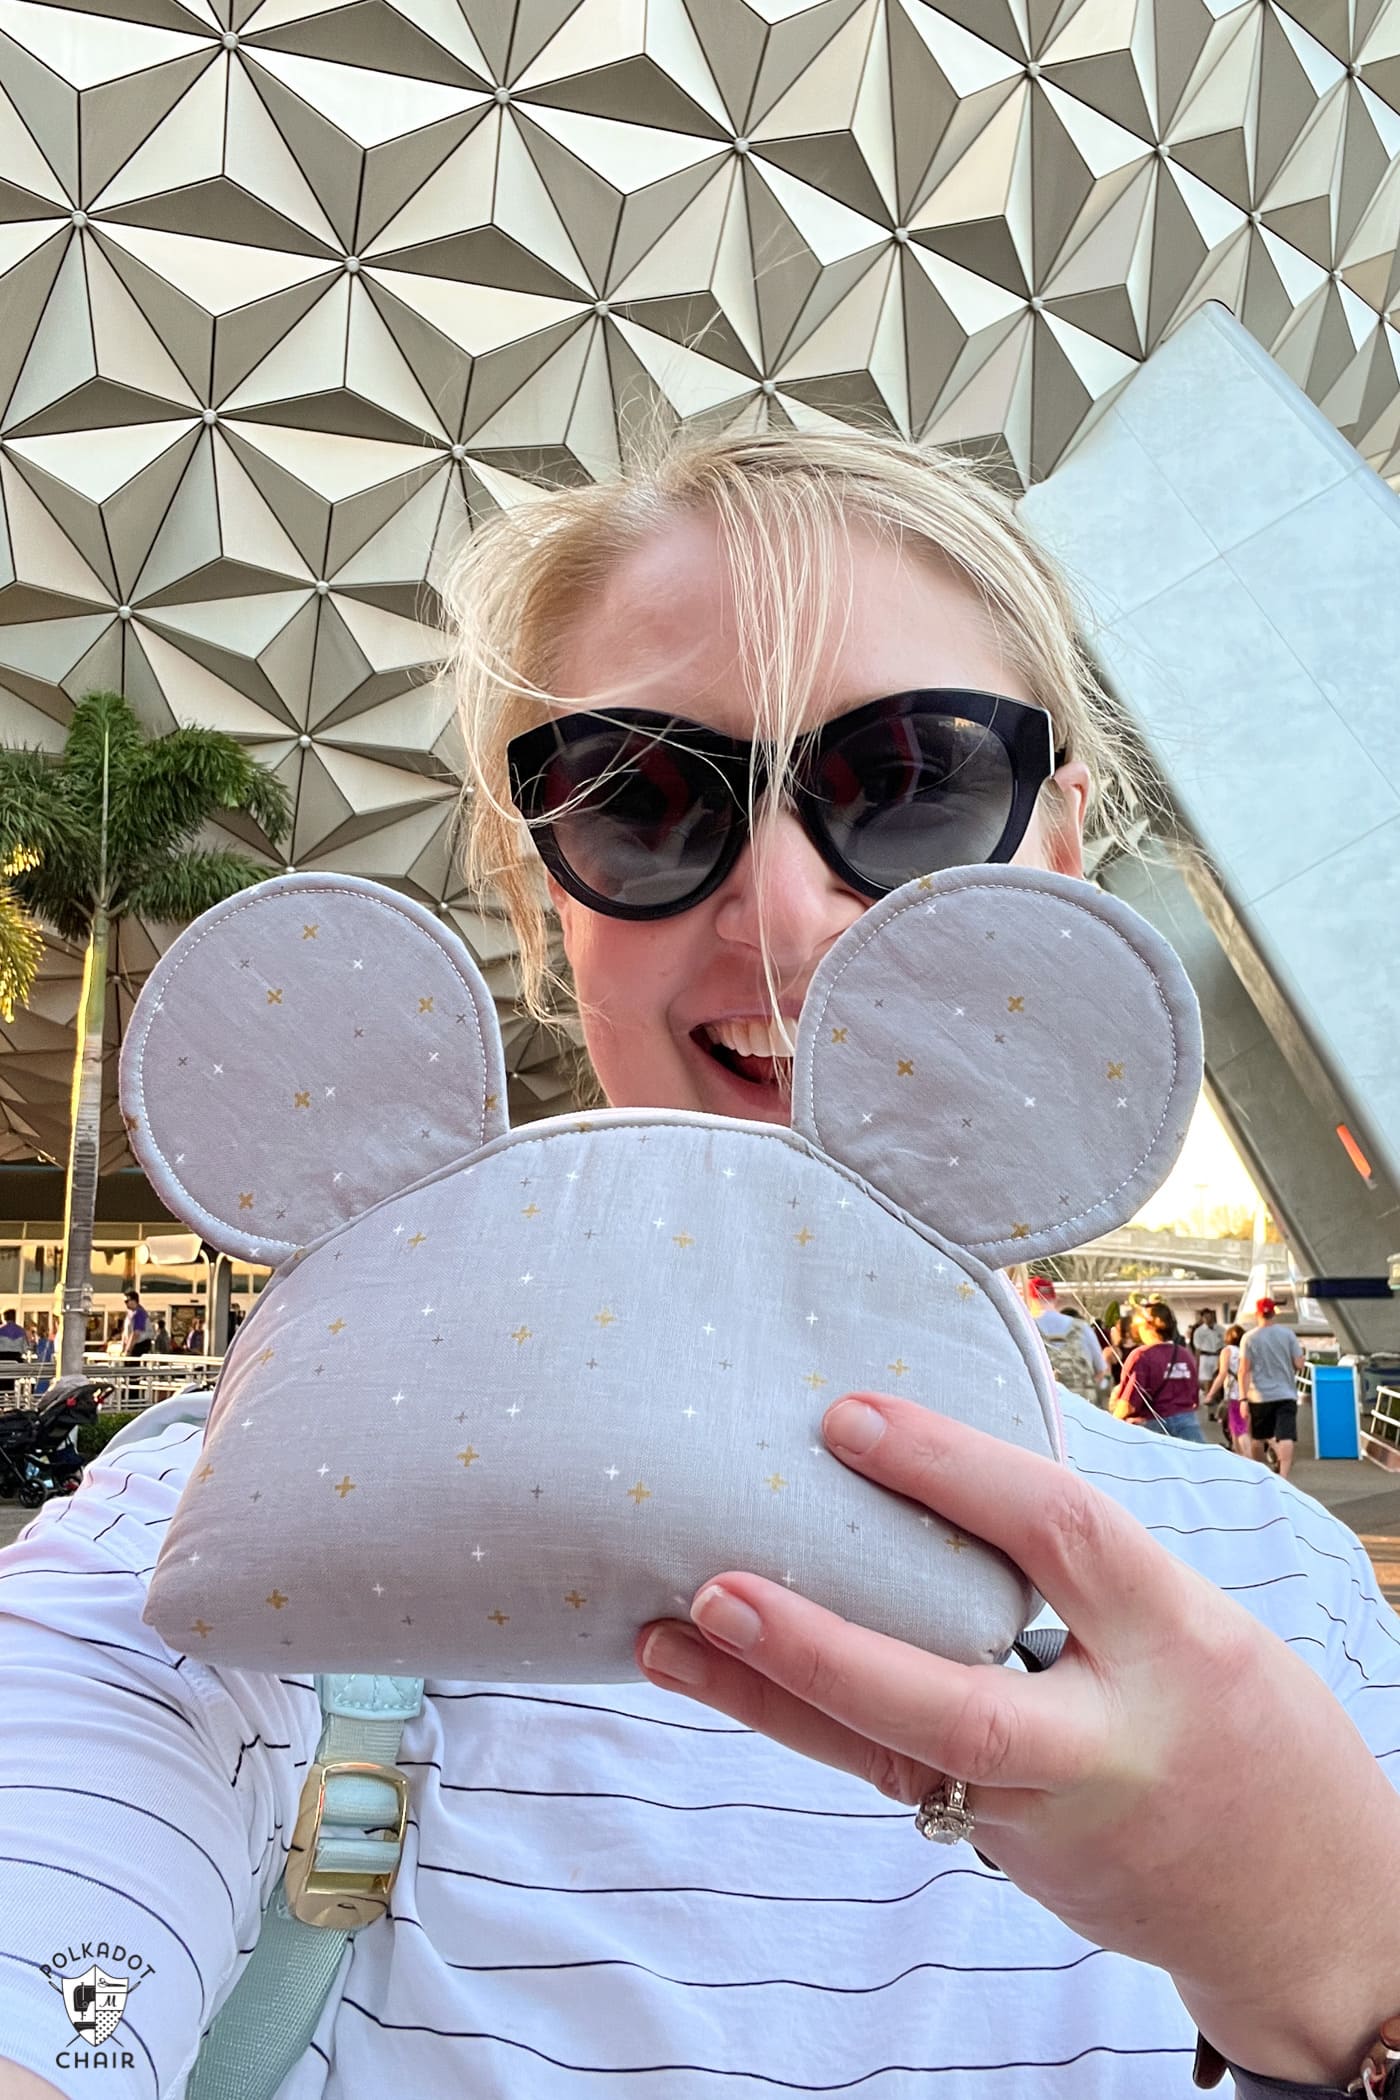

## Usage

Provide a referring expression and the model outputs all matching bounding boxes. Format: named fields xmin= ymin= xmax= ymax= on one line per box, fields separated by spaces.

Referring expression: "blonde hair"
xmin=446 ymin=426 xmax=1140 ymax=1023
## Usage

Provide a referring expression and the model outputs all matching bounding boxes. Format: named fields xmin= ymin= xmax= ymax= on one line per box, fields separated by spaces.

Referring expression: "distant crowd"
xmin=0 ymin=1290 xmax=215 ymax=1397
xmin=1029 ymin=1280 xmax=1305 ymax=1478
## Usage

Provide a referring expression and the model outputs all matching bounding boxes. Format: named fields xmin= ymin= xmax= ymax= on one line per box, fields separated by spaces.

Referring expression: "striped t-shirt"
xmin=2 ymin=1392 xmax=1398 ymax=2098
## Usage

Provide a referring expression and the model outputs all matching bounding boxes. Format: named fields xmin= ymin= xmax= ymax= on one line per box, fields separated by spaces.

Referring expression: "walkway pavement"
xmin=3 ymin=1415 xmax=1400 ymax=1599
xmin=1290 ymin=1450 xmax=1400 ymax=1607
xmin=0 ymin=1502 xmax=31 ymax=1549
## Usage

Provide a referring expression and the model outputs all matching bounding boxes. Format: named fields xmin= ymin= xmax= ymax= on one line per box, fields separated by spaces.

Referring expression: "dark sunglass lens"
xmin=535 ymin=727 xmax=740 ymax=910
xmin=812 ymin=709 xmax=1016 ymax=889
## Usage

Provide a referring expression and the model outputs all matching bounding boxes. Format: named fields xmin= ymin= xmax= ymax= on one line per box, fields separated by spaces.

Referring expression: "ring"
xmin=914 ymin=1775 xmax=975 ymax=1845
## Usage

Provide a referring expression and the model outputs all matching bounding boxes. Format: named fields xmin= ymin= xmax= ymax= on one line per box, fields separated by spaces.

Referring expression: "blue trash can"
xmin=1312 ymin=1363 xmax=1360 ymax=1460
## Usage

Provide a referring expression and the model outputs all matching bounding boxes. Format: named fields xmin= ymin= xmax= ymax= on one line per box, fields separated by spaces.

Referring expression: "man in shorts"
xmin=1238 ymin=1298 xmax=1304 ymax=1480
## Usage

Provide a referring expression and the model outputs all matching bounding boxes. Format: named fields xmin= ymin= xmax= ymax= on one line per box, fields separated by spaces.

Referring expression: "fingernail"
xmin=641 ymin=1624 xmax=709 ymax=1686
xmin=691 ymin=1583 xmax=762 ymax=1651
xmin=824 ymin=1399 xmax=887 ymax=1455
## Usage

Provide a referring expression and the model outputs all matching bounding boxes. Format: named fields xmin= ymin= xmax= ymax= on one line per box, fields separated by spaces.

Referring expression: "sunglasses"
xmin=506 ymin=688 xmax=1061 ymax=923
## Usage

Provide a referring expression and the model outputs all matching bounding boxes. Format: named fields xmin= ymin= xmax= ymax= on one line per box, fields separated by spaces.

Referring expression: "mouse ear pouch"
xmin=143 ymin=1110 xmax=1055 ymax=1681
xmin=793 ymin=865 xmax=1203 ymax=1265
xmin=138 ymin=864 xmax=1195 ymax=1686
xmin=119 ymin=874 xmax=509 ymax=1264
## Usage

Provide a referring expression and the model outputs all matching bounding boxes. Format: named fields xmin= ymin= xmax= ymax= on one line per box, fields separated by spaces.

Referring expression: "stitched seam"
xmin=797 ymin=880 xmax=1182 ymax=1252
xmin=126 ymin=885 xmax=496 ymax=1260
xmin=324 ymin=1677 xmax=422 ymax=1718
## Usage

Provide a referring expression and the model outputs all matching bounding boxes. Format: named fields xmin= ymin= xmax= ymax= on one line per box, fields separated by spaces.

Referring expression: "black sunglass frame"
xmin=506 ymin=688 xmax=1062 ymax=923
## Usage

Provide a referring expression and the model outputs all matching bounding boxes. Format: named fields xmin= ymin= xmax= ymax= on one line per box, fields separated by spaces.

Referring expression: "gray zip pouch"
xmin=122 ymin=863 xmax=1201 ymax=1680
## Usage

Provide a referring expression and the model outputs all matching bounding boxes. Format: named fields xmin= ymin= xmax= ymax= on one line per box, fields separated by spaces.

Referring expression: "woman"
xmin=1109 ymin=1300 xmax=1205 ymax=1442
xmin=29 ymin=1323 xmax=53 ymax=1398
xmin=1207 ymin=1322 xmax=1253 ymax=1457
xmin=2 ymin=431 xmax=1399 ymax=2100
xmin=1108 ymin=1302 xmax=1141 ymax=1385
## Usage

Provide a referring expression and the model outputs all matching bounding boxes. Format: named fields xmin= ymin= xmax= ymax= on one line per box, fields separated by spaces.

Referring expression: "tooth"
xmin=702 ymin=1017 xmax=796 ymax=1059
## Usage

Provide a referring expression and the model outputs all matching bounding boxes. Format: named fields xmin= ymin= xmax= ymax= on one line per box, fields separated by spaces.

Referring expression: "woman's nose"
xmin=711 ymin=804 xmax=866 ymax=981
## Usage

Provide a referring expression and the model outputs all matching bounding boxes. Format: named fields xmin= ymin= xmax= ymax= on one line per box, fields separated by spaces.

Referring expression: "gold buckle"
xmin=284 ymin=1760 xmax=409 ymax=1930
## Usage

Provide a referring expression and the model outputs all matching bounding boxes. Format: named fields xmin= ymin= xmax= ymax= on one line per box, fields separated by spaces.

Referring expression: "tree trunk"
xmin=57 ymin=911 xmax=108 ymax=1376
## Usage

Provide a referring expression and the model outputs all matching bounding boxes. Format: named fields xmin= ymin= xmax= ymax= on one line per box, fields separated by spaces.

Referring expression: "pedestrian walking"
xmin=30 ymin=1327 xmax=53 ymax=1399
xmin=1027 ymin=1276 xmax=1107 ymax=1404
xmin=1206 ymin=1323 xmax=1251 ymax=1456
xmin=1110 ymin=1300 xmax=1206 ymax=1441
xmin=1100 ymin=1307 xmax=1131 ymax=1381
xmin=0 ymin=1308 xmax=26 ymax=1398
xmin=1239 ymin=1298 xmax=1305 ymax=1481
xmin=121 ymin=1291 xmax=151 ymax=1359
xmin=1190 ymin=1305 xmax=1224 ymax=1401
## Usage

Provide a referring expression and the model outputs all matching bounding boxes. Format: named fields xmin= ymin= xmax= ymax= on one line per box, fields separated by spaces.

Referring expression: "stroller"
xmin=0 ymin=1376 xmax=113 ymax=1507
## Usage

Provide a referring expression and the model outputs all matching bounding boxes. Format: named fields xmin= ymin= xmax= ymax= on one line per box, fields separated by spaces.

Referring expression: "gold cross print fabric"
xmin=120 ymin=866 xmax=1202 ymax=1681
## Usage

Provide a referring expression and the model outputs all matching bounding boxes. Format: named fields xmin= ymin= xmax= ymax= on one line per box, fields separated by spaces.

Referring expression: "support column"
xmin=209 ymin=1255 xmax=234 ymax=1355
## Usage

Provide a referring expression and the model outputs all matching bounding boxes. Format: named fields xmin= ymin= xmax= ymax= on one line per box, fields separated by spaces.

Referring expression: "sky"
xmin=1133 ymin=1095 xmax=1263 ymax=1234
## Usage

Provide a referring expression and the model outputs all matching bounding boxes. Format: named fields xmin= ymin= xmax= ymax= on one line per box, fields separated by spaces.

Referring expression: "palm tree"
xmin=0 ymin=691 xmax=290 ymax=1371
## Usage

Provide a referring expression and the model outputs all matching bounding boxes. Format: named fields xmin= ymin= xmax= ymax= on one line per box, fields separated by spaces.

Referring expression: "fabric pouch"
xmin=121 ymin=864 xmax=1202 ymax=1680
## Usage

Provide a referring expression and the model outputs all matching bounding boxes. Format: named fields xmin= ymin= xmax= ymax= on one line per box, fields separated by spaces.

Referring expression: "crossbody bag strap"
xmin=184 ymin=1672 xmax=424 ymax=2100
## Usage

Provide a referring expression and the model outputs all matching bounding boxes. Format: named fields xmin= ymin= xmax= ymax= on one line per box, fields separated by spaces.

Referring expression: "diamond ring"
xmin=914 ymin=1774 xmax=975 ymax=1844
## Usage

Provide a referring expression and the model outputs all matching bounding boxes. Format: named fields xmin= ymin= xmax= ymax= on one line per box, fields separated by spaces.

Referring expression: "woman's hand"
xmin=637 ymin=1394 xmax=1400 ymax=2088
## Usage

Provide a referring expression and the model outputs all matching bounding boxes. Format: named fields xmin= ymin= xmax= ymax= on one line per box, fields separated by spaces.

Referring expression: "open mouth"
xmin=693 ymin=1017 xmax=795 ymax=1096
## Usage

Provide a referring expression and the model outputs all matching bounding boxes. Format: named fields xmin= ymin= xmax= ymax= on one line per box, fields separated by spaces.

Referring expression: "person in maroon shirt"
xmin=1111 ymin=1301 xmax=1206 ymax=1442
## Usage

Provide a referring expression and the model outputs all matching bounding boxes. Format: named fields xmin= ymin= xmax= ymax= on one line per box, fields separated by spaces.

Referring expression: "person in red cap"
xmin=1238 ymin=1298 xmax=1305 ymax=1478
xmin=1026 ymin=1276 xmax=1107 ymax=1406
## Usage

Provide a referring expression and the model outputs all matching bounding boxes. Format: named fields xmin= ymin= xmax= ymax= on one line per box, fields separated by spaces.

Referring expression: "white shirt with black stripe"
xmin=2 ymin=1393 xmax=1398 ymax=2098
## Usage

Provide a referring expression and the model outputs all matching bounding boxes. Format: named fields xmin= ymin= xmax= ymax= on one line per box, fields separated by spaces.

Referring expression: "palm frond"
xmin=114 ymin=728 xmax=291 ymax=868
xmin=0 ymin=746 xmax=82 ymax=862
xmin=124 ymin=848 xmax=279 ymax=922
xmin=0 ymin=746 xmax=99 ymax=939
xmin=0 ymin=885 xmax=44 ymax=1020
xmin=58 ymin=690 xmax=144 ymax=792
xmin=8 ymin=872 xmax=97 ymax=945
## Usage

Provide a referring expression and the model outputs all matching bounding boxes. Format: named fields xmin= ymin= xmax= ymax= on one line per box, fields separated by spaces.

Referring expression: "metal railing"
xmin=0 ymin=1355 xmax=219 ymax=1412
xmin=1367 ymin=1385 xmax=1400 ymax=1466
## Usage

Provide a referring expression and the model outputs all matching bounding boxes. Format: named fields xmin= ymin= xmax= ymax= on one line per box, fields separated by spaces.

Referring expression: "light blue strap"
xmin=185 ymin=1673 xmax=423 ymax=2100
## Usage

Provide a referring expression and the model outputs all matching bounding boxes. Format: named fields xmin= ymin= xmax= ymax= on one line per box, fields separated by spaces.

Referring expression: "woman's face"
xmin=549 ymin=510 xmax=1091 ymax=1123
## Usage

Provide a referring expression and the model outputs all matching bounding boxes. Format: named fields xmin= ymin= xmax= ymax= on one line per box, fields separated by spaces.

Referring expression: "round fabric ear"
xmin=791 ymin=866 xmax=1203 ymax=1267
xmin=119 ymin=874 xmax=509 ymax=1264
